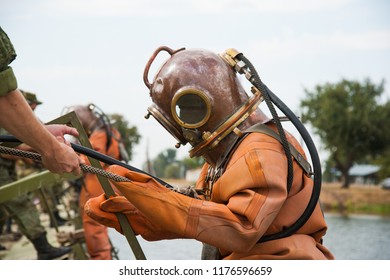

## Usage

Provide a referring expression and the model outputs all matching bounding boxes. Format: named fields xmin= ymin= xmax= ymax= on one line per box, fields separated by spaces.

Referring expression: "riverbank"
xmin=167 ymin=179 xmax=390 ymax=216
xmin=320 ymin=183 xmax=390 ymax=216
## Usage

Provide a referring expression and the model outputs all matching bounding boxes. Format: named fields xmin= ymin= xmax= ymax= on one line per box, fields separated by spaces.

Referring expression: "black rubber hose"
xmin=259 ymin=84 xmax=322 ymax=242
xmin=237 ymin=55 xmax=322 ymax=242
xmin=238 ymin=55 xmax=294 ymax=194
xmin=0 ymin=135 xmax=173 ymax=189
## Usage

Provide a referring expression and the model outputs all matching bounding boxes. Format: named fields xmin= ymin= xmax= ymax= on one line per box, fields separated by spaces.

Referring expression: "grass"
xmin=166 ymin=179 xmax=390 ymax=216
xmin=320 ymin=183 xmax=390 ymax=216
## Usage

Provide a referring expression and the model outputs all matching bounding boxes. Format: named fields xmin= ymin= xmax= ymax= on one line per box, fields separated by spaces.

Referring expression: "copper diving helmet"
xmin=62 ymin=103 xmax=104 ymax=137
xmin=143 ymin=46 xmax=263 ymax=162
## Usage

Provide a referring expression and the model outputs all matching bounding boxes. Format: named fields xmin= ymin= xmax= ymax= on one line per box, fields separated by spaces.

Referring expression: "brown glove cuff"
xmin=0 ymin=67 xmax=18 ymax=97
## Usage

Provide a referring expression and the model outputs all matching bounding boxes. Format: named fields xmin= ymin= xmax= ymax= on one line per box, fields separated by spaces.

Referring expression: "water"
xmin=109 ymin=213 xmax=390 ymax=260
xmin=109 ymin=231 xmax=203 ymax=260
xmin=323 ymin=214 xmax=390 ymax=260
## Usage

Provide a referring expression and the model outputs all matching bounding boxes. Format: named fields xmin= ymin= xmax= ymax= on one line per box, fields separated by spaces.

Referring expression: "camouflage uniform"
xmin=0 ymin=28 xmax=71 ymax=258
xmin=0 ymin=125 xmax=71 ymax=259
xmin=0 ymin=129 xmax=47 ymax=240
xmin=17 ymin=90 xmax=68 ymax=227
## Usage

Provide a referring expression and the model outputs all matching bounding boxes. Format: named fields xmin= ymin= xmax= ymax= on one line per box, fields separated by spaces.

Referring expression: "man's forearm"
xmin=0 ymin=89 xmax=60 ymax=156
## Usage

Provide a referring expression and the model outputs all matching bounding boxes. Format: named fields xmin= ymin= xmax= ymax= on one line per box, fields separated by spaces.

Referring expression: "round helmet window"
xmin=172 ymin=89 xmax=211 ymax=129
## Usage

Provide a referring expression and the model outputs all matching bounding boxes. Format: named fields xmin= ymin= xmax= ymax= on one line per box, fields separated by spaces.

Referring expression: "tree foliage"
xmin=150 ymin=149 xmax=205 ymax=179
xmin=164 ymin=163 xmax=181 ymax=179
xmin=300 ymin=78 xmax=390 ymax=188
xmin=152 ymin=148 xmax=178 ymax=178
xmin=109 ymin=113 xmax=141 ymax=161
xmin=181 ymin=157 xmax=205 ymax=170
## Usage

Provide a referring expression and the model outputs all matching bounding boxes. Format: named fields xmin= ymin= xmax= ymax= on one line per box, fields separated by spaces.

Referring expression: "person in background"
xmin=0 ymin=124 xmax=73 ymax=259
xmin=15 ymin=90 xmax=69 ymax=228
xmin=67 ymin=104 xmax=123 ymax=260
xmin=0 ymin=26 xmax=83 ymax=175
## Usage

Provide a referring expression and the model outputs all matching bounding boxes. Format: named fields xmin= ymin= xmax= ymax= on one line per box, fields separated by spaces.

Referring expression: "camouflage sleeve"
xmin=0 ymin=26 xmax=18 ymax=97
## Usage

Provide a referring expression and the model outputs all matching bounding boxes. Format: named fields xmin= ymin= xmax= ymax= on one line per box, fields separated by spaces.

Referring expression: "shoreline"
xmin=320 ymin=183 xmax=390 ymax=216
xmin=167 ymin=179 xmax=390 ymax=216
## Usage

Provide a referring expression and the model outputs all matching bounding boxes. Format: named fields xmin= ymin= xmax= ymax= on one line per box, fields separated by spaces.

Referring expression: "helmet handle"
xmin=143 ymin=46 xmax=185 ymax=90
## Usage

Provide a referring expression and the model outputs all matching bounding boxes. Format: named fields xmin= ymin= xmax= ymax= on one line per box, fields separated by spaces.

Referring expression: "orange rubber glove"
xmin=85 ymin=165 xmax=204 ymax=241
xmin=85 ymin=193 xmax=181 ymax=241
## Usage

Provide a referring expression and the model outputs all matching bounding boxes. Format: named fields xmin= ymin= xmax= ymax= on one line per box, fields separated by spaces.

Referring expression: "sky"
xmin=1 ymin=0 xmax=390 ymax=169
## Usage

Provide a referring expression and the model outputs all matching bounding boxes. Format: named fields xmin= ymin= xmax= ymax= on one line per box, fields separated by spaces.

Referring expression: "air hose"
xmin=0 ymin=135 xmax=173 ymax=189
xmin=236 ymin=54 xmax=322 ymax=243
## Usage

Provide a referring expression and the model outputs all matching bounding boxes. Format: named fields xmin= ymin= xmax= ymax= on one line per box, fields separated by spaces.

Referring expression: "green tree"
xmin=164 ymin=163 xmax=181 ymax=179
xmin=153 ymin=148 xmax=177 ymax=178
xmin=150 ymin=150 xmax=204 ymax=179
xmin=300 ymin=78 xmax=389 ymax=188
xmin=182 ymin=157 xmax=205 ymax=170
xmin=372 ymin=101 xmax=390 ymax=179
xmin=374 ymin=148 xmax=390 ymax=179
xmin=109 ymin=113 xmax=141 ymax=161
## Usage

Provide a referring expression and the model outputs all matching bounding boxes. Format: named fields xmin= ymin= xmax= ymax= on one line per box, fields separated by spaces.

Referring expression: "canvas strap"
xmin=245 ymin=123 xmax=313 ymax=176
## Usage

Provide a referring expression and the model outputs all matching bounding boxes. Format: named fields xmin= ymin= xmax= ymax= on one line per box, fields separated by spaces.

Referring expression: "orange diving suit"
xmin=85 ymin=123 xmax=334 ymax=260
xmin=84 ymin=46 xmax=334 ymax=260
xmin=79 ymin=128 xmax=121 ymax=260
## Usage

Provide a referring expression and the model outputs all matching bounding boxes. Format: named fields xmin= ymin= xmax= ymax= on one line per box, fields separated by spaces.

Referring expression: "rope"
xmin=0 ymin=145 xmax=131 ymax=183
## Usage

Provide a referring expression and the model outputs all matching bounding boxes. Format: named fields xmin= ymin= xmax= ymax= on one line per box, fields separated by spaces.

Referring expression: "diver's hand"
xmin=85 ymin=193 xmax=179 ymax=241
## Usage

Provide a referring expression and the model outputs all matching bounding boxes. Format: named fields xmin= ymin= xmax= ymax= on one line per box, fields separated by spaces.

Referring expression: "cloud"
xmin=19 ymin=65 xmax=103 ymax=80
xmin=332 ymin=30 xmax=390 ymax=51
xmin=249 ymin=29 xmax=390 ymax=61
xmin=49 ymin=0 xmax=353 ymax=17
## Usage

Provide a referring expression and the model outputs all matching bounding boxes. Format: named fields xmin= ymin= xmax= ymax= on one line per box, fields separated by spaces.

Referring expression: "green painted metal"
xmin=71 ymin=243 xmax=89 ymax=260
xmin=0 ymin=170 xmax=78 ymax=204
